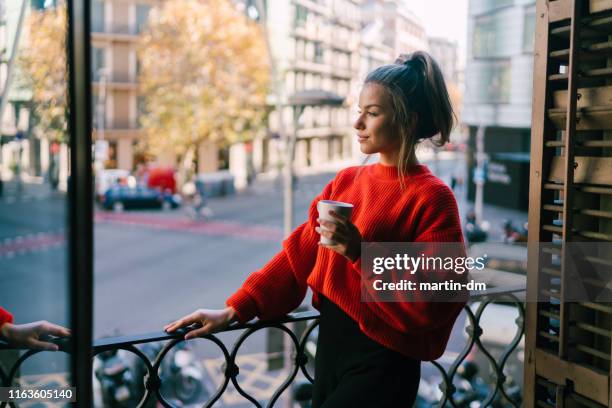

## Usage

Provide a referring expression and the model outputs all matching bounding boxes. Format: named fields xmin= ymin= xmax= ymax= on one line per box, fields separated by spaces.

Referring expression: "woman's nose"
xmin=353 ymin=116 xmax=364 ymax=130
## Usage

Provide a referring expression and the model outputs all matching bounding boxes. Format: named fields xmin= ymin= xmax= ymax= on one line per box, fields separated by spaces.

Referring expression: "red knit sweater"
xmin=227 ymin=163 xmax=466 ymax=360
xmin=0 ymin=307 xmax=13 ymax=328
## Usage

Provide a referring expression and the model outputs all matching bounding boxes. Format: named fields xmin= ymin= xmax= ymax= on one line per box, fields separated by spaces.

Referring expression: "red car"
xmin=147 ymin=167 xmax=176 ymax=194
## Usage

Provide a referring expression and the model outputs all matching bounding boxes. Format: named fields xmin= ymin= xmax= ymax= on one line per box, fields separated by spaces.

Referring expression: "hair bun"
xmin=394 ymin=54 xmax=410 ymax=65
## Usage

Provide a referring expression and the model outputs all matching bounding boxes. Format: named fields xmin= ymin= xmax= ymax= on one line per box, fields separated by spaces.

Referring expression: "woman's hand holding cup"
xmin=316 ymin=200 xmax=362 ymax=263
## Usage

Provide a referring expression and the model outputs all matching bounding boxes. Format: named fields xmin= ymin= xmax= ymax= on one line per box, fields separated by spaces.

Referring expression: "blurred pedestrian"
xmin=165 ymin=51 xmax=466 ymax=408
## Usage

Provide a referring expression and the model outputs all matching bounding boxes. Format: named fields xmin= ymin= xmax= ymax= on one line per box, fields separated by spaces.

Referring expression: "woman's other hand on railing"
xmin=0 ymin=321 xmax=71 ymax=351
xmin=164 ymin=307 xmax=238 ymax=340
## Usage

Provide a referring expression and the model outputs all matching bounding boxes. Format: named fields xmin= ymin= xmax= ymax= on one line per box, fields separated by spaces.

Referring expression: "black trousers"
xmin=311 ymin=296 xmax=421 ymax=408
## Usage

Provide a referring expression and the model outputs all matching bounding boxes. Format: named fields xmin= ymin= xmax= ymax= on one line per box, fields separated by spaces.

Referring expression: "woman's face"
xmin=353 ymin=82 xmax=401 ymax=161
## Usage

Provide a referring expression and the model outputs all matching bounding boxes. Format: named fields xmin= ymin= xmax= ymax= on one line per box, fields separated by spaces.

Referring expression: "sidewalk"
xmin=0 ymin=179 xmax=62 ymax=203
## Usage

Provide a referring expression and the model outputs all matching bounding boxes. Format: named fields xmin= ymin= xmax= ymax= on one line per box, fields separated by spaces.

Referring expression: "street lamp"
xmin=93 ymin=67 xmax=109 ymax=174
xmin=284 ymin=89 xmax=344 ymax=236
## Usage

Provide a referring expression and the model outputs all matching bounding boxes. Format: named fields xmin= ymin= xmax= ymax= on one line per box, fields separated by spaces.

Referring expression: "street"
xmin=0 ymin=153 xmax=528 ymax=406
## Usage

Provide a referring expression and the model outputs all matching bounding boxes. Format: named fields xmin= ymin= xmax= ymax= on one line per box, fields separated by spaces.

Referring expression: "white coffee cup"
xmin=317 ymin=200 xmax=354 ymax=245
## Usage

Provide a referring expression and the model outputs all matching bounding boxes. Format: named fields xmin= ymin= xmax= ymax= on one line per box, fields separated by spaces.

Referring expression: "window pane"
xmin=136 ymin=4 xmax=151 ymax=34
xmin=91 ymin=0 xmax=105 ymax=32
xmin=523 ymin=8 xmax=536 ymax=53
xmin=0 ymin=0 xmax=71 ymax=388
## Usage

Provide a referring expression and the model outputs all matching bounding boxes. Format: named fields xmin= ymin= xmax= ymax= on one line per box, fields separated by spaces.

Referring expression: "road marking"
xmin=0 ymin=231 xmax=66 ymax=259
xmin=94 ymin=213 xmax=284 ymax=242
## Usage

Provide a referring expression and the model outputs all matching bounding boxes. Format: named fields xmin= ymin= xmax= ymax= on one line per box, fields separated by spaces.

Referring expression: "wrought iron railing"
xmin=0 ymin=286 xmax=525 ymax=408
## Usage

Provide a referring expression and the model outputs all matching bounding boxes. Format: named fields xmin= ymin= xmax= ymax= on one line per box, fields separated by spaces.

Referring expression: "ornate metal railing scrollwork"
xmin=0 ymin=287 xmax=525 ymax=407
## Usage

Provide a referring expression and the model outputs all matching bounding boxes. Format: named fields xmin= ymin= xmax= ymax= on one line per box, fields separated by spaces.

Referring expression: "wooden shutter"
xmin=526 ymin=1 xmax=612 ymax=406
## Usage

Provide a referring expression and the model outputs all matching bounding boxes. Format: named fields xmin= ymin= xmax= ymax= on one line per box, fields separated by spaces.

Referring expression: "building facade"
xmin=91 ymin=0 xmax=160 ymax=171
xmin=361 ymin=0 xmax=427 ymax=59
xmin=428 ymin=36 xmax=459 ymax=86
xmin=257 ymin=0 xmax=362 ymax=174
xmin=1 ymin=0 xmax=55 ymax=183
xmin=462 ymin=0 xmax=536 ymax=211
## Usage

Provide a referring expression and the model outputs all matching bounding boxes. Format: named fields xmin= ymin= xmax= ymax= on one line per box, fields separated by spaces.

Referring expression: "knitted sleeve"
xmin=359 ymin=183 xmax=467 ymax=333
xmin=0 ymin=307 xmax=14 ymax=328
xmin=226 ymin=179 xmax=334 ymax=323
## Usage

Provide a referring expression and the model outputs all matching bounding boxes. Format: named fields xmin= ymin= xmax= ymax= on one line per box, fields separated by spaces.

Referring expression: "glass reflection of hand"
xmin=1 ymin=321 xmax=71 ymax=351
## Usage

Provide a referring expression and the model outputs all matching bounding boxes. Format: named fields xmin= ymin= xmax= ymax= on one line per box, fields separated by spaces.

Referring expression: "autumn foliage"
xmin=18 ymin=4 xmax=68 ymax=143
xmin=138 ymin=0 xmax=270 ymax=161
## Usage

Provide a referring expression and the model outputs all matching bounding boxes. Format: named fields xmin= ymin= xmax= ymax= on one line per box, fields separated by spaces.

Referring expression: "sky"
xmin=411 ymin=0 xmax=468 ymax=68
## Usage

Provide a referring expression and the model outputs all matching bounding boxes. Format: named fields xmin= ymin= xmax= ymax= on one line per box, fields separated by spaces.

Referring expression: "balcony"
xmin=0 ymin=285 xmax=525 ymax=407
xmin=92 ymin=78 xmax=138 ymax=92
xmin=91 ymin=24 xmax=141 ymax=42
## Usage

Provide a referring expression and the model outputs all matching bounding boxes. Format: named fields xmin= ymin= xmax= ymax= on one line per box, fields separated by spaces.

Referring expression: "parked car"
xmin=95 ymin=169 xmax=130 ymax=202
xmin=101 ymin=185 xmax=181 ymax=211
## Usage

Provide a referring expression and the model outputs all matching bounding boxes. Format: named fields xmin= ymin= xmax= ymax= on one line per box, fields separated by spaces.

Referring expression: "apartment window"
xmin=474 ymin=0 xmax=512 ymax=14
xmin=31 ymin=0 xmax=57 ymax=9
xmin=136 ymin=4 xmax=151 ymax=34
xmin=91 ymin=0 xmax=105 ymax=32
xmin=92 ymin=47 xmax=106 ymax=81
xmin=295 ymin=72 xmax=305 ymax=90
xmin=295 ymin=39 xmax=305 ymax=60
xmin=314 ymin=42 xmax=324 ymax=64
xmin=523 ymin=7 xmax=536 ymax=53
xmin=295 ymin=5 xmax=308 ymax=28
xmin=477 ymin=61 xmax=511 ymax=104
xmin=473 ymin=12 xmax=506 ymax=58
xmin=137 ymin=95 xmax=146 ymax=124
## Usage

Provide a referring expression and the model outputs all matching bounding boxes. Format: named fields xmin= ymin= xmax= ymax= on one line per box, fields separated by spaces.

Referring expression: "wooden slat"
xmin=575 ymin=344 xmax=611 ymax=361
xmin=548 ymin=106 xmax=612 ymax=130
xmin=581 ymin=302 xmax=612 ymax=314
xmin=540 ymin=330 xmax=561 ymax=342
xmin=549 ymin=67 xmax=612 ymax=82
xmin=542 ymin=266 xmax=562 ymax=276
xmin=535 ymin=349 xmax=610 ymax=405
xmin=549 ymin=156 xmax=612 ymax=185
xmin=543 ymin=246 xmax=562 ymax=255
xmin=591 ymin=0 xmax=612 ymax=14
xmin=542 ymin=288 xmax=562 ymax=298
xmin=544 ymin=182 xmax=564 ymax=190
xmin=553 ymin=85 xmax=612 ymax=109
xmin=576 ymin=322 xmax=612 ymax=338
xmin=540 ymin=309 xmax=561 ymax=319
xmin=584 ymin=255 xmax=612 ymax=268
xmin=542 ymin=205 xmax=612 ymax=219
xmin=577 ymin=230 xmax=612 ymax=241
xmin=550 ymin=0 xmax=572 ymax=23
xmin=545 ymin=140 xmax=612 ymax=147
xmin=543 ymin=204 xmax=564 ymax=212
xmin=550 ymin=41 xmax=612 ymax=61
xmin=543 ymin=224 xmax=564 ymax=234
xmin=551 ymin=15 xmax=612 ymax=38
xmin=581 ymin=209 xmax=612 ymax=219
xmin=579 ymin=185 xmax=612 ymax=194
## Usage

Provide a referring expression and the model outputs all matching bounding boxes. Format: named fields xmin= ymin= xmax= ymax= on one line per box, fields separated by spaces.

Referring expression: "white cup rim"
xmin=318 ymin=200 xmax=353 ymax=208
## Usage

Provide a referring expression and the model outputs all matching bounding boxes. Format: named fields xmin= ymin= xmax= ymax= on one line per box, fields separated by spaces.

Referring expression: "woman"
xmin=165 ymin=51 xmax=465 ymax=407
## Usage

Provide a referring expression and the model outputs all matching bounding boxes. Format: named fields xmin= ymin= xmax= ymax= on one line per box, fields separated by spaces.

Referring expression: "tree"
xmin=138 ymin=0 xmax=270 ymax=168
xmin=17 ymin=3 xmax=68 ymax=143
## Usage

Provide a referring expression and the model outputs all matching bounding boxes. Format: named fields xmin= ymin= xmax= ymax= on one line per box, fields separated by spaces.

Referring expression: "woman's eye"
xmin=367 ymin=112 xmax=377 ymax=116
